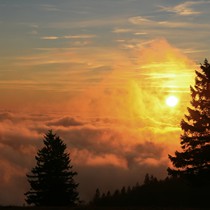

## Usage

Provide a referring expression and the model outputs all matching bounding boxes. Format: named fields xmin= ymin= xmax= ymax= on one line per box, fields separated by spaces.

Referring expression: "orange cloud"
xmin=0 ymin=39 xmax=197 ymax=205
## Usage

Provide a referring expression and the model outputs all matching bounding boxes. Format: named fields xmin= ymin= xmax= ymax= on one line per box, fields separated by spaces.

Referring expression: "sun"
xmin=165 ymin=95 xmax=179 ymax=107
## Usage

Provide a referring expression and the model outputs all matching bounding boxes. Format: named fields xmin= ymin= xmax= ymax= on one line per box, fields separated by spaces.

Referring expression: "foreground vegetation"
xmin=0 ymin=207 xmax=209 ymax=210
xmin=91 ymin=174 xmax=210 ymax=208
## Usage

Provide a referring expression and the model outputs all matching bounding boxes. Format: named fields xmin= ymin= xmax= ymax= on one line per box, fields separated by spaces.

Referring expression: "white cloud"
xmin=134 ymin=32 xmax=148 ymax=35
xmin=158 ymin=1 xmax=210 ymax=16
xmin=129 ymin=16 xmax=152 ymax=24
xmin=157 ymin=21 xmax=192 ymax=28
xmin=63 ymin=34 xmax=96 ymax=39
xmin=41 ymin=36 xmax=59 ymax=40
xmin=129 ymin=15 xmax=210 ymax=29
xmin=112 ymin=28 xmax=133 ymax=33
xmin=182 ymin=48 xmax=208 ymax=54
xmin=47 ymin=17 xmax=126 ymax=29
xmin=40 ymin=34 xmax=96 ymax=40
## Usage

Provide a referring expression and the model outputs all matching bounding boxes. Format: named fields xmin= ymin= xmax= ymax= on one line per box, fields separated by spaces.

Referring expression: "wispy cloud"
xmin=157 ymin=21 xmax=192 ymax=28
xmin=182 ymin=48 xmax=208 ymax=54
xmin=129 ymin=15 xmax=210 ymax=29
xmin=158 ymin=1 xmax=210 ymax=16
xmin=41 ymin=34 xmax=96 ymax=40
xmin=63 ymin=34 xmax=96 ymax=39
xmin=112 ymin=28 xmax=148 ymax=35
xmin=112 ymin=28 xmax=133 ymax=33
xmin=41 ymin=4 xmax=60 ymax=12
xmin=134 ymin=32 xmax=148 ymax=35
xmin=14 ymin=51 xmax=75 ymax=66
xmin=129 ymin=16 xmax=152 ymax=24
xmin=47 ymin=17 xmax=126 ymax=29
xmin=41 ymin=36 xmax=59 ymax=40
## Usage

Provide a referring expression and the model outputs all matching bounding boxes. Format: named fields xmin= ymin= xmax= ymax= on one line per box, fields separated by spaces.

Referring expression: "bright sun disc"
xmin=166 ymin=96 xmax=178 ymax=107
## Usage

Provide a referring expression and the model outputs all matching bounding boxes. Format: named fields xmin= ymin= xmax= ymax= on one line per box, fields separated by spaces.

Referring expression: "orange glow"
xmin=0 ymin=39 xmax=197 ymax=205
xmin=69 ymin=39 xmax=195 ymax=124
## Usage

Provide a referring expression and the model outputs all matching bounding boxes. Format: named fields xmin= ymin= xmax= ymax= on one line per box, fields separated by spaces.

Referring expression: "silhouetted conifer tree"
xmin=127 ymin=186 xmax=131 ymax=193
xmin=113 ymin=189 xmax=120 ymax=197
xmin=168 ymin=59 xmax=210 ymax=185
xmin=120 ymin=186 xmax=126 ymax=195
xmin=144 ymin=173 xmax=150 ymax=185
xmin=25 ymin=130 xmax=79 ymax=206
xmin=93 ymin=188 xmax=101 ymax=204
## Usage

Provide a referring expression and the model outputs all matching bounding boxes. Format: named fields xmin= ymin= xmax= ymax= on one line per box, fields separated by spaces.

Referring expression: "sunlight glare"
xmin=165 ymin=96 xmax=179 ymax=107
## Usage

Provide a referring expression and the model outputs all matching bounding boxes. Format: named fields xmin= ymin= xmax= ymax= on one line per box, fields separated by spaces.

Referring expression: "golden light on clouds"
xmin=1 ymin=0 xmax=210 ymax=205
xmin=68 ymin=39 xmax=195 ymax=125
xmin=0 ymin=39 xmax=197 ymax=205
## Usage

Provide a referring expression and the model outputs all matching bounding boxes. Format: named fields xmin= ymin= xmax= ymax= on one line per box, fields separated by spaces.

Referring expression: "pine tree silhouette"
xmin=168 ymin=59 xmax=210 ymax=185
xmin=25 ymin=130 xmax=79 ymax=206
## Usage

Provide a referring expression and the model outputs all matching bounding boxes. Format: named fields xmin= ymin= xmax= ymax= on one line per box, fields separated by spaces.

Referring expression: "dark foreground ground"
xmin=0 ymin=206 xmax=209 ymax=210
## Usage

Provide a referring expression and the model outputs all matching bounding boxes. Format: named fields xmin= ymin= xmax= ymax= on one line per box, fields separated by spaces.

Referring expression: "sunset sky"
xmin=1 ymin=0 xmax=210 ymax=205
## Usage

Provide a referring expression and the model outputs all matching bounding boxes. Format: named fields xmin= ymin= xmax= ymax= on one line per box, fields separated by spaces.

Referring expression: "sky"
xmin=1 ymin=0 xmax=210 ymax=205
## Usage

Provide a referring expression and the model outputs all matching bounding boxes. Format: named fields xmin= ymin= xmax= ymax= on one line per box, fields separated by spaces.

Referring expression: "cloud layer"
xmin=0 ymin=110 xmax=178 ymax=205
xmin=0 ymin=39 xmax=196 ymax=205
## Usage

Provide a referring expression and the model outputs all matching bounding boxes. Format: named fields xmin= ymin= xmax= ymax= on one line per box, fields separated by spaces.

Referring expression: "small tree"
xmin=93 ymin=188 xmax=101 ymax=204
xmin=25 ymin=130 xmax=79 ymax=206
xmin=168 ymin=59 xmax=210 ymax=185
